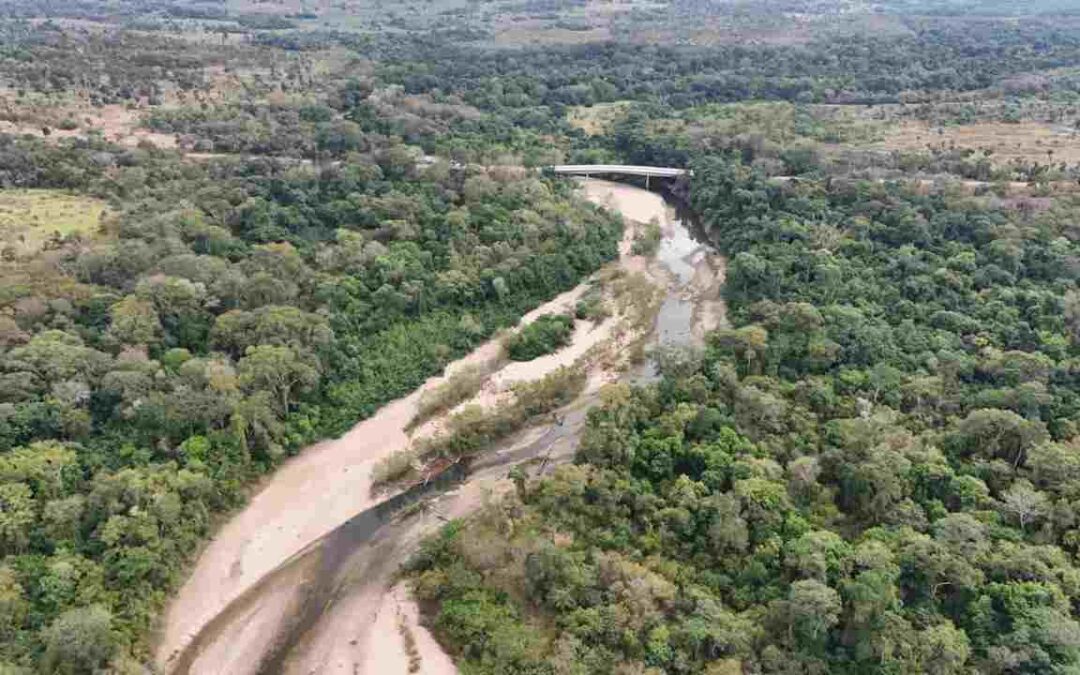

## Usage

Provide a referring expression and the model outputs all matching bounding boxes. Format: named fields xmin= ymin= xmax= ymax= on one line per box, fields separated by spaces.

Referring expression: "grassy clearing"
xmin=0 ymin=189 xmax=106 ymax=256
xmin=875 ymin=119 xmax=1080 ymax=165
xmin=566 ymin=101 xmax=633 ymax=136
xmin=648 ymin=102 xmax=885 ymax=147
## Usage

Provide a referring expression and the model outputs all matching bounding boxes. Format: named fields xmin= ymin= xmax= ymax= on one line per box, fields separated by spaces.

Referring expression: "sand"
xmin=155 ymin=280 xmax=601 ymax=670
xmin=156 ymin=178 xmax=709 ymax=674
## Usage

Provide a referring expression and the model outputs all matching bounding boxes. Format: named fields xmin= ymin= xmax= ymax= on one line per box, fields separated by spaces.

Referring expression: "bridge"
xmin=549 ymin=164 xmax=690 ymax=188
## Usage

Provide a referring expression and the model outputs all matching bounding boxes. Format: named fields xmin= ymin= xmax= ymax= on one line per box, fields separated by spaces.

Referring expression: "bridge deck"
xmin=550 ymin=164 xmax=689 ymax=178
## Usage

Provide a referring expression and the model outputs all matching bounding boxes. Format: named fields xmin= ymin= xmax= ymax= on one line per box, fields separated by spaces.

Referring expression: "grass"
xmin=374 ymin=365 xmax=588 ymax=491
xmin=631 ymin=218 xmax=662 ymax=256
xmin=408 ymin=361 xmax=495 ymax=430
xmin=0 ymin=189 xmax=106 ymax=255
xmin=566 ymin=102 xmax=633 ymax=136
xmin=373 ymin=448 xmax=420 ymax=486
xmin=415 ymin=365 xmax=586 ymax=462
xmin=648 ymin=102 xmax=884 ymax=147
xmin=875 ymin=119 xmax=1080 ymax=165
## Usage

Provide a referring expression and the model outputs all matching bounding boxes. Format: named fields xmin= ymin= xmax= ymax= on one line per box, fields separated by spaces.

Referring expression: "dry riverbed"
xmin=155 ymin=179 xmax=724 ymax=674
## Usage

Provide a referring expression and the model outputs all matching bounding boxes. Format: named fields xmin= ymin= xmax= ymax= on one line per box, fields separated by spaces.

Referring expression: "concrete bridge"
xmin=549 ymin=164 xmax=690 ymax=188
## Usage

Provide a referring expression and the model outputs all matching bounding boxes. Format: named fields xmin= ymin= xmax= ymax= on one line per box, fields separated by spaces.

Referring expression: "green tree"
xmin=237 ymin=345 xmax=319 ymax=416
xmin=41 ymin=605 xmax=116 ymax=674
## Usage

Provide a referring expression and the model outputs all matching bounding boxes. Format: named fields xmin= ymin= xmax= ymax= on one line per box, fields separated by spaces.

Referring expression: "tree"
xmin=0 ymin=565 xmax=27 ymax=640
xmin=0 ymin=483 xmax=34 ymax=555
xmin=933 ymin=513 xmax=990 ymax=559
xmin=237 ymin=345 xmax=319 ymax=416
xmin=211 ymin=306 xmax=332 ymax=357
xmin=784 ymin=530 xmax=851 ymax=582
xmin=783 ymin=579 xmax=841 ymax=649
xmin=712 ymin=325 xmax=769 ymax=375
xmin=5 ymin=331 xmax=109 ymax=388
xmin=1000 ymin=479 xmax=1048 ymax=530
xmin=917 ymin=622 xmax=970 ymax=675
xmin=42 ymin=605 xmax=116 ymax=674
xmin=953 ymin=409 xmax=1048 ymax=468
xmin=108 ymin=296 xmax=161 ymax=347
xmin=1064 ymin=289 xmax=1080 ymax=344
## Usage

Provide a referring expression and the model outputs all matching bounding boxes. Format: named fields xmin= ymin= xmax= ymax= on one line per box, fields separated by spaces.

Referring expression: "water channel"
xmin=157 ymin=178 xmax=725 ymax=674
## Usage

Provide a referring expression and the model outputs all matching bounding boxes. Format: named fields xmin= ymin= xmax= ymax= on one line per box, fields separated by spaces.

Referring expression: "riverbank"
xmin=155 ymin=178 xmax=725 ymax=674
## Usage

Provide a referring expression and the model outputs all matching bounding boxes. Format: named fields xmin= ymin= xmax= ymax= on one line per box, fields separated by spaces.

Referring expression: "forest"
xmin=0 ymin=108 xmax=620 ymax=671
xmin=1 ymin=0 xmax=1080 ymax=672
xmin=406 ymin=155 xmax=1080 ymax=675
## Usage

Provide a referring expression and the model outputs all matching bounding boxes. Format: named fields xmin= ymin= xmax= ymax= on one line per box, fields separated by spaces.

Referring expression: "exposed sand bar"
xmin=156 ymin=179 xmax=719 ymax=674
xmin=285 ymin=179 xmax=725 ymax=674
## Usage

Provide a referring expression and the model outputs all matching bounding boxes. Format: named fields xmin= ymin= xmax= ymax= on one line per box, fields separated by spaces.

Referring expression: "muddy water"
xmin=157 ymin=179 xmax=724 ymax=675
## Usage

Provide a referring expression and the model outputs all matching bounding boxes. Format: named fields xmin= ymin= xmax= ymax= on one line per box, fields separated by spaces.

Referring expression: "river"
xmin=154 ymin=179 xmax=725 ymax=674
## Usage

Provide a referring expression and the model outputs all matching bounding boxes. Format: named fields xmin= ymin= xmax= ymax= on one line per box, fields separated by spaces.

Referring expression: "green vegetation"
xmin=4 ymin=0 xmax=1080 ymax=671
xmin=410 ymin=362 xmax=493 ymax=430
xmin=415 ymin=365 xmax=586 ymax=462
xmin=631 ymin=218 xmax=662 ymax=256
xmin=376 ymin=365 xmax=586 ymax=489
xmin=407 ymin=156 xmax=1080 ymax=673
xmin=0 ymin=64 xmax=621 ymax=671
xmin=503 ymin=314 xmax=576 ymax=362
xmin=574 ymin=287 xmax=608 ymax=323
xmin=0 ymin=190 xmax=105 ymax=255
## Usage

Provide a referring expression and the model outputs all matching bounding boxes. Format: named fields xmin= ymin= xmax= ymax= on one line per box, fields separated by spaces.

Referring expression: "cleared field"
xmin=875 ymin=119 xmax=1080 ymax=164
xmin=567 ymin=101 xmax=633 ymax=135
xmin=644 ymin=102 xmax=885 ymax=146
xmin=0 ymin=91 xmax=178 ymax=149
xmin=0 ymin=189 xmax=107 ymax=256
xmin=495 ymin=22 xmax=611 ymax=45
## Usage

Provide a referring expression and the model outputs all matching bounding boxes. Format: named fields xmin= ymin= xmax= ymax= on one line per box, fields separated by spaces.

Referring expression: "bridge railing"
xmin=549 ymin=164 xmax=689 ymax=178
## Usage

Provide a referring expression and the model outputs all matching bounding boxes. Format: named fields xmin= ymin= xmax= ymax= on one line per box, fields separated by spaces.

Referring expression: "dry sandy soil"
xmin=156 ymin=179 xmax=717 ymax=675
xmin=155 ymin=279 xmax=600 ymax=671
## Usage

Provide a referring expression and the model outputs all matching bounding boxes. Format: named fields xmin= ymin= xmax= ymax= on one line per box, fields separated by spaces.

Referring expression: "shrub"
xmin=575 ymin=288 xmax=608 ymax=322
xmin=373 ymin=449 xmax=418 ymax=486
xmin=631 ymin=218 xmax=662 ymax=255
xmin=410 ymin=363 xmax=491 ymax=429
xmin=504 ymin=314 xmax=575 ymax=361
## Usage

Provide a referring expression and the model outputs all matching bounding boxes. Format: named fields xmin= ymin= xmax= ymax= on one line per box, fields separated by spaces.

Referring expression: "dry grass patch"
xmin=566 ymin=102 xmax=633 ymax=136
xmin=494 ymin=15 xmax=611 ymax=45
xmin=876 ymin=120 xmax=1080 ymax=165
xmin=0 ymin=93 xmax=178 ymax=149
xmin=0 ymin=189 xmax=106 ymax=257
xmin=409 ymin=361 xmax=496 ymax=430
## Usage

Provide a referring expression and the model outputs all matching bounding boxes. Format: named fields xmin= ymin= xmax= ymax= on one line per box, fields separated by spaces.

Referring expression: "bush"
xmin=410 ymin=363 xmax=491 ymax=429
xmin=575 ymin=288 xmax=608 ymax=322
xmin=503 ymin=314 xmax=575 ymax=361
xmin=414 ymin=365 xmax=586 ymax=462
xmin=373 ymin=449 xmax=418 ymax=486
xmin=631 ymin=218 xmax=662 ymax=256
